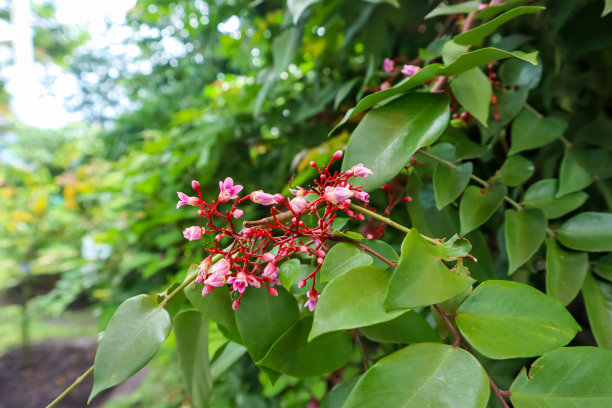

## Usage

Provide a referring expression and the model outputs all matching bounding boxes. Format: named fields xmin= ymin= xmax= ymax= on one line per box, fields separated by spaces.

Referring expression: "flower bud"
xmin=268 ymin=287 xmax=278 ymax=296
xmin=232 ymin=300 xmax=241 ymax=310
xmin=332 ymin=150 xmax=343 ymax=160
xmin=233 ymin=209 xmax=244 ymax=218
xmin=310 ymin=161 xmax=317 ymax=167
xmin=197 ymin=210 xmax=205 ymax=216
xmin=202 ymin=284 xmax=214 ymax=297
xmin=300 ymin=245 xmax=308 ymax=253
xmin=274 ymin=193 xmax=285 ymax=204
xmin=191 ymin=180 xmax=200 ymax=191
xmin=183 ymin=226 xmax=203 ymax=241
xmin=298 ymin=279 xmax=307 ymax=289
xmin=317 ymin=257 xmax=323 ymax=265
xmin=262 ymin=252 xmax=275 ymax=262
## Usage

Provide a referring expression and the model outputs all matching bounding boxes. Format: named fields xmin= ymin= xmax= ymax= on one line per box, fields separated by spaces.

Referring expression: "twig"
xmin=433 ymin=304 xmax=462 ymax=348
xmin=331 ymin=236 xmax=396 ymax=268
xmin=44 ymin=365 xmax=94 ymax=408
xmin=351 ymin=329 xmax=371 ymax=371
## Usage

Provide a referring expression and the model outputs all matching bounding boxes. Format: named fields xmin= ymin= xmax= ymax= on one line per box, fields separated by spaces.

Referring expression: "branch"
xmin=331 ymin=236 xmax=396 ymax=268
xmin=44 ymin=365 xmax=94 ymax=408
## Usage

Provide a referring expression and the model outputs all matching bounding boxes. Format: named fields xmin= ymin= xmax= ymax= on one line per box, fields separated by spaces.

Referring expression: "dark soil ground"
xmin=0 ymin=338 xmax=144 ymax=408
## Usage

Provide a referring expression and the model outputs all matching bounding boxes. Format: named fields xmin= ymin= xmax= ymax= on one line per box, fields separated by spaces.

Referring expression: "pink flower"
xmin=233 ymin=209 xmax=244 ymax=219
xmin=183 ymin=226 xmax=203 ymax=241
xmin=195 ymin=256 xmax=213 ymax=282
xmin=401 ymin=64 xmax=421 ymax=77
xmin=289 ymin=196 xmax=309 ymax=213
xmin=383 ymin=58 xmax=395 ymax=73
xmin=262 ymin=263 xmax=281 ymax=286
xmin=202 ymin=284 xmax=215 ymax=297
xmin=250 ymin=190 xmax=277 ymax=205
xmin=289 ymin=186 xmax=308 ymax=197
xmin=322 ymin=186 xmax=353 ymax=204
xmin=349 ymin=163 xmax=373 ymax=178
xmin=176 ymin=192 xmax=200 ymax=209
xmin=304 ymin=289 xmax=320 ymax=312
xmin=204 ymin=273 xmax=227 ymax=287
xmin=218 ymin=177 xmax=243 ymax=202
xmin=212 ymin=259 xmax=231 ymax=276
xmin=354 ymin=191 xmax=369 ymax=203
xmin=479 ymin=3 xmax=489 ymax=10
xmin=227 ymin=271 xmax=260 ymax=293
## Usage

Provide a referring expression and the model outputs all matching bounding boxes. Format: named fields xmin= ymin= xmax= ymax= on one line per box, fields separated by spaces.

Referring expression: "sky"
xmin=2 ymin=0 xmax=137 ymax=128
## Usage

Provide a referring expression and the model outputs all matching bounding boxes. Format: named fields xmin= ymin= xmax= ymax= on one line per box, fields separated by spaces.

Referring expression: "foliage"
xmin=2 ymin=0 xmax=612 ymax=407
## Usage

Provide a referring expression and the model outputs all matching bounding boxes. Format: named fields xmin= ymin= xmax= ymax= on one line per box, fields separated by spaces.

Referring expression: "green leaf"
xmin=459 ymin=184 xmax=507 ymax=235
xmin=464 ymin=230 xmax=495 ymax=281
xmin=319 ymin=378 xmax=360 ymax=408
xmin=557 ymin=147 xmax=608 ymax=197
xmin=342 ymin=343 xmax=489 ymax=408
xmin=273 ymin=28 xmax=301 ymax=77
xmin=495 ymin=155 xmax=535 ymax=186
xmin=342 ymin=93 xmax=450 ymax=191
xmin=310 ymin=266 xmax=404 ymax=340
xmin=210 ymin=342 xmax=247 ymax=381
xmin=425 ymin=1 xmax=481 ymax=19
xmin=235 ymin=286 xmax=299 ymax=361
xmin=362 ymin=239 xmax=399 ymax=269
xmin=545 ymin=239 xmax=588 ymax=306
xmin=558 ymin=212 xmax=612 ymax=252
xmin=362 ymin=0 xmax=400 ymax=7
xmin=173 ymin=310 xmax=212 ymax=408
xmin=456 ymin=280 xmax=580 ymax=359
xmin=333 ymin=77 xmax=360 ymax=110
xmin=523 ymin=179 xmax=588 ymax=219
xmin=509 ymin=109 xmax=568 ymax=155
xmin=384 ymin=229 xmax=475 ymax=309
xmin=582 ymin=273 xmax=612 ymax=349
xmin=89 ymin=295 xmax=171 ymax=402
xmin=184 ymin=283 xmax=238 ymax=336
xmin=451 ymin=68 xmax=492 ymax=125
xmin=433 ymin=162 xmax=473 ymax=209
xmin=453 ymin=6 xmax=545 ymax=46
xmin=477 ymin=0 xmax=529 ymax=20
xmin=258 ymin=317 xmax=352 ymax=377
xmin=603 ymin=0 xmax=612 ymax=17
xmin=278 ymin=259 xmax=301 ymax=290
xmin=438 ymin=48 xmax=538 ymax=75
xmin=331 ymin=49 xmax=537 ymax=135
xmin=360 ymin=310 xmax=440 ymax=344
xmin=287 ymin=0 xmax=321 ymax=24
xmin=504 ymin=209 xmax=547 ymax=275
xmin=319 ymin=243 xmax=373 ymax=282
xmin=510 ymin=347 xmax=612 ymax=406
xmin=594 ymin=254 xmax=612 ymax=282
xmin=330 ymin=229 xmax=364 ymax=241
xmin=499 ymin=57 xmax=542 ymax=89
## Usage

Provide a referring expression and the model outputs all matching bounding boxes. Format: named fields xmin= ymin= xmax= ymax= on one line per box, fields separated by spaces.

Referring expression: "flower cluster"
xmin=176 ymin=150 xmax=373 ymax=311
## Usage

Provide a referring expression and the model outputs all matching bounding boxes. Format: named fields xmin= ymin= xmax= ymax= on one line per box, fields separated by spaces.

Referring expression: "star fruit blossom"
xmin=175 ymin=150 xmax=378 ymax=311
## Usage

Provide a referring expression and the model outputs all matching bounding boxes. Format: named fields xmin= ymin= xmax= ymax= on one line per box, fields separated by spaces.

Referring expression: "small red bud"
xmin=332 ymin=150 xmax=343 ymax=160
xmin=357 ymin=214 xmax=365 ymax=221
xmin=232 ymin=300 xmax=240 ymax=310
xmin=298 ymin=279 xmax=307 ymax=288
xmin=191 ymin=180 xmax=200 ymax=191
xmin=310 ymin=161 xmax=317 ymax=167
xmin=268 ymin=287 xmax=278 ymax=296
xmin=300 ymin=245 xmax=308 ymax=253
xmin=317 ymin=257 xmax=324 ymax=265
xmin=197 ymin=210 xmax=205 ymax=216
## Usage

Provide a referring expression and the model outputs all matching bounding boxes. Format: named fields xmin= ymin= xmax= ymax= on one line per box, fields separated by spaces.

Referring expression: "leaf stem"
xmin=348 ymin=203 xmax=440 ymax=245
xmin=331 ymin=236 xmax=396 ymax=268
xmin=433 ymin=304 xmax=462 ymax=348
xmin=44 ymin=365 xmax=94 ymax=408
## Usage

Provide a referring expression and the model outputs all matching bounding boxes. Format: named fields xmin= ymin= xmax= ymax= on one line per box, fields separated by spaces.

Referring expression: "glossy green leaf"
xmin=360 ymin=310 xmax=440 ymax=344
xmin=523 ymin=179 xmax=588 ymax=219
xmin=464 ymin=230 xmax=495 ymax=281
xmin=90 ymin=295 xmax=171 ymax=402
xmin=459 ymin=184 xmax=507 ymax=235
xmin=362 ymin=239 xmax=399 ymax=269
xmin=510 ymin=347 xmax=612 ymax=406
xmin=210 ymin=342 xmax=247 ymax=381
xmin=184 ymin=283 xmax=238 ymax=335
xmin=499 ymin=57 xmax=542 ymax=89
xmin=406 ymin=181 xmax=460 ymax=239
xmin=310 ymin=266 xmax=403 ymax=340
xmin=451 ymin=68 xmax=492 ymax=125
xmin=545 ymin=239 xmax=588 ymax=306
xmin=333 ymin=77 xmax=360 ymax=109
xmin=273 ymin=27 xmax=300 ymax=77
xmin=342 ymin=93 xmax=450 ymax=191
xmin=278 ymin=259 xmax=301 ymax=290
xmin=258 ymin=317 xmax=352 ymax=377
xmin=557 ymin=147 xmax=608 ymax=197
xmin=456 ymin=280 xmax=580 ymax=359
xmin=319 ymin=243 xmax=373 ymax=282
xmin=433 ymin=162 xmax=473 ymax=209
xmin=384 ymin=229 xmax=475 ymax=310
xmin=495 ymin=155 xmax=534 ymax=186
xmin=319 ymin=378 xmax=359 ymax=408
xmin=603 ymin=0 xmax=612 ymax=17
xmin=362 ymin=0 xmax=399 ymax=7
xmin=505 ymin=209 xmax=547 ymax=275
xmin=173 ymin=310 xmax=212 ymax=408
xmin=287 ymin=0 xmax=321 ymax=24
xmin=509 ymin=109 xmax=568 ymax=155
xmin=453 ymin=6 xmax=545 ymax=46
xmin=582 ymin=273 xmax=612 ymax=349
xmin=235 ymin=286 xmax=299 ymax=361
xmin=558 ymin=212 xmax=612 ymax=252
xmin=425 ymin=1 xmax=481 ymax=19
xmin=343 ymin=343 xmax=489 ymax=408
